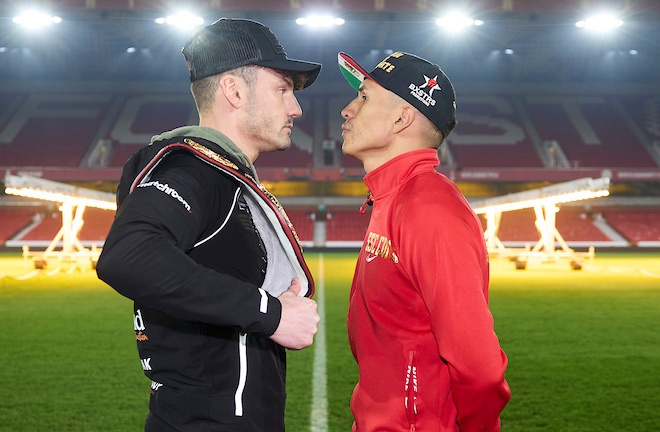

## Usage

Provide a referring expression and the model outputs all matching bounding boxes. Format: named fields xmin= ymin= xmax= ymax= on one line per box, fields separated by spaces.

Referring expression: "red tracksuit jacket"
xmin=348 ymin=149 xmax=511 ymax=431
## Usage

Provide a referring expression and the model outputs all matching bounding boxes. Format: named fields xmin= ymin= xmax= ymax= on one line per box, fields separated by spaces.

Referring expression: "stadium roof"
xmin=2 ymin=1 xmax=659 ymax=13
xmin=1 ymin=0 xmax=659 ymax=84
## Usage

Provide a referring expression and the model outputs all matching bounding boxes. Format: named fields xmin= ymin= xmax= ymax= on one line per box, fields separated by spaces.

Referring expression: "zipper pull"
xmin=359 ymin=192 xmax=373 ymax=214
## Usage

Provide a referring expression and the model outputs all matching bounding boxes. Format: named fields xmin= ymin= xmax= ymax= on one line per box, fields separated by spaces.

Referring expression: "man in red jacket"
xmin=338 ymin=51 xmax=511 ymax=431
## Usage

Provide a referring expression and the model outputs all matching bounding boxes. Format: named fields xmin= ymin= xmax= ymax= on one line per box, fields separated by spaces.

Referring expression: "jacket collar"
xmin=151 ymin=125 xmax=259 ymax=182
xmin=364 ymin=149 xmax=439 ymax=202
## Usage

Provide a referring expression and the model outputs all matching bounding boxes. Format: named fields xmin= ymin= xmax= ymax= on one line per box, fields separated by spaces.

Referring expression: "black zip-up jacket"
xmin=97 ymin=128 xmax=313 ymax=431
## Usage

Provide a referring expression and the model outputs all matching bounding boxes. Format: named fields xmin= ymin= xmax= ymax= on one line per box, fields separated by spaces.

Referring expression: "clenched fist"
xmin=270 ymin=278 xmax=320 ymax=350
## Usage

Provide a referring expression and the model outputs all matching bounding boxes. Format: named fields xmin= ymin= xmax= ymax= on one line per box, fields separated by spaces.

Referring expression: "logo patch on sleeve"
xmin=137 ymin=180 xmax=192 ymax=213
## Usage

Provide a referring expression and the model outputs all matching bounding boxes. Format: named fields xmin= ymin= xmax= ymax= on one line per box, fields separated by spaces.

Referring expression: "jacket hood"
xmin=151 ymin=126 xmax=259 ymax=181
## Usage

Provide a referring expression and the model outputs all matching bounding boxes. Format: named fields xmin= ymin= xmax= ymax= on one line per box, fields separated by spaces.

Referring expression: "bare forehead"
xmin=359 ymin=79 xmax=392 ymax=98
xmin=360 ymin=78 xmax=409 ymax=108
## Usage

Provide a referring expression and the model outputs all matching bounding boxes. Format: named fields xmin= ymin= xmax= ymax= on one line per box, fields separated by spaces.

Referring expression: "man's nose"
xmin=289 ymin=95 xmax=303 ymax=118
xmin=341 ymin=100 xmax=356 ymax=119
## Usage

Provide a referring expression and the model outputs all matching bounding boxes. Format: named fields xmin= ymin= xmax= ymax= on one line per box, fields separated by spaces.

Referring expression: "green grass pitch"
xmin=1 ymin=251 xmax=659 ymax=431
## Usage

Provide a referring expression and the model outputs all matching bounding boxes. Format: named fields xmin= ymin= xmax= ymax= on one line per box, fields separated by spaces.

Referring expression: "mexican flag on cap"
xmin=338 ymin=52 xmax=369 ymax=91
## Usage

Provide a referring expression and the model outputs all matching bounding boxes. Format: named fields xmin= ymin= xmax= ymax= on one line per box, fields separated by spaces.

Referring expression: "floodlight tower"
xmin=471 ymin=177 xmax=610 ymax=269
xmin=4 ymin=172 xmax=116 ymax=269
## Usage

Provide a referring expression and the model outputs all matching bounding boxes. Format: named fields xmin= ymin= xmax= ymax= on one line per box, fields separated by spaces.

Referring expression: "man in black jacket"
xmin=97 ymin=18 xmax=321 ymax=432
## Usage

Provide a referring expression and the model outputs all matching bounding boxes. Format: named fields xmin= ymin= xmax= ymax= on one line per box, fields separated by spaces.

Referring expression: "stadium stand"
xmin=1 ymin=91 xmax=657 ymax=172
xmin=6 ymin=207 xmax=114 ymax=246
xmin=484 ymin=208 xmax=538 ymax=242
xmin=0 ymin=2 xmax=659 ymax=251
xmin=326 ymin=210 xmax=369 ymax=242
xmin=1 ymin=117 xmax=105 ymax=167
xmin=19 ymin=212 xmax=63 ymax=242
xmin=0 ymin=208 xmax=36 ymax=244
xmin=286 ymin=209 xmax=314 ymax=243
xmin=523 ymin=96 xmax=656 ymax=168
xmin=255 ymin=145 xmax=313 ymax=168
xmin=603 ymin=210 xmax=660 ymax=244
xmin=555 ymin=208 xmax=611 ymax=242
xmin=108 ymin=97 xmax=195 ymax=166
xmin=6 ymin=204 xmax=658 ymax=249
xmin=79 ymin=208 xmax=115 ymax=242
xmin=479 ymin=207 xmax=611 ymax=244
xmin=446 ymin=97 xmax=544 ymax=168
xmin=0 ymin=93 xmax=115 ymax=167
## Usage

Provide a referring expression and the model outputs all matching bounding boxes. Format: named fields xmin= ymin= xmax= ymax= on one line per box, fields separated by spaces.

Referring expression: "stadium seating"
xmin=479 ymin=207 xmax=610 ymax=243
xmin=603 ymin=210 xmax=660 ymax=244
xmin=1 ymin=89 xmax=658 ymax=171
xmin=555 ymin=208 xmax=610 ymax=242
xmin=0 ymin=117 xmax=102 ymax=167
xmin=108 ymin=142 xmax=137 ymax=167
xmin=11 ymin=207 xmax=114 ymax=245
xmin=0 ymin=208 xmax=36 ymax=244
xmin=1 ymin=86 xmax=658 ymax=250
xmin=523 ymin=96 xmax=655 ymax=168
xmin=255 ymin=145 xmax=313 ymax=168
xmin=5 ymin=204 xmax=660 ymax=249
xmin=20 ymin=212 xmax=63 ymax=241
xmin=326 ymin=210 xmax=369 ymax=242
xmin=286 ymin=209 xmax=314 ymax=242
xmin=487 ymin=208 xmax=538 ymax=242
xmin=79 ymin=208 xmax=115 ymax=242
xmin=447 ymin=97 xmax=544 ymax=168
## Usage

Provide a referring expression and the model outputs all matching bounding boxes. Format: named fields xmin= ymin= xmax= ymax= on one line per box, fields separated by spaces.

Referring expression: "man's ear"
xmin=218 ymin=74 xmax=244 ymax=109
xmin=393 ymin=105 xmax=416 ymax=134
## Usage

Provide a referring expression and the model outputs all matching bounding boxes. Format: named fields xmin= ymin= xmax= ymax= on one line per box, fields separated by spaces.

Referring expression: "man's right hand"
xmin=270 ymin=278 xmax=319 ymax=350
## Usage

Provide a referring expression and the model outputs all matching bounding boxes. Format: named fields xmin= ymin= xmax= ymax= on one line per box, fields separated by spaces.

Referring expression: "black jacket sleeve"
xmin=96 ymin=152 xmax=282 ymax=336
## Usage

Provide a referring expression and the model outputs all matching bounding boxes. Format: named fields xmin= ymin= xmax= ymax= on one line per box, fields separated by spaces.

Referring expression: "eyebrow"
xmin=281 ymin=75 xmax=295 ymax=88
xmin=275 ymin=71 xmax=295 ymax=89
xmin=359 ymin=78 xmax=378 ymax=93
xmin=266 ymin=68 xmax=295 ymax=89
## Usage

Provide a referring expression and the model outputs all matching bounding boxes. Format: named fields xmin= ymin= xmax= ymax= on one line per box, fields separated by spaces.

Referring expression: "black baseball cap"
xmin=183 ymin=18 xmax=321 ymax=89
xmin=338 ymin=51 xmax=456 ymax=138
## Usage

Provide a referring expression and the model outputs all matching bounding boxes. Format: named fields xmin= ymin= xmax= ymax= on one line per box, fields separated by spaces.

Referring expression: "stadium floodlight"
xmin=435 ymin=12 xmax=483 ymax=33
xmin=295 ymin=15 xmax=345 ymax=27
xmin=575 ymin=13 xmax=623 ymax=32
xmin=12 ymin=10 xmax=62 ymax=29
xmin=155 ymin=12 xmax=204 ymax=30
xmin=4 ymin=173 xmax=116 ymax=268
xmin=471 ymin=177 xmax=610 ymax=269
xmin=471 ymin=177 xmax=610 ymax=215
xmin=4 ymin=173 xmax=116 ymax=211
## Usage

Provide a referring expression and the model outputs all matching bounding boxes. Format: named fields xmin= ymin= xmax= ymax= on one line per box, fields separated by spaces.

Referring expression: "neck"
xmin=199 ymin=115 xmax=258 ymax=163
xmin=360 ymin=140 xmax=431 ymax=173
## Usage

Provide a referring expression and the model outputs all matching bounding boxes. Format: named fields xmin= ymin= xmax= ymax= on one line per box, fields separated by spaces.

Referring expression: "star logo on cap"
xmin=420 ymin=75 xmax=441 ymax=97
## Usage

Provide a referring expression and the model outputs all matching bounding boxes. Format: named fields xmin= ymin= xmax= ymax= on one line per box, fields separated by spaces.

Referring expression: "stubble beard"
xmin=244 ymin=97 xmax=291 ymax=154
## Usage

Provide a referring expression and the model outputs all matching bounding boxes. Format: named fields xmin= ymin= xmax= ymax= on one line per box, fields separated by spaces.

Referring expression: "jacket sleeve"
xmin=394 ymin=178 xmax=511 ymax=431
xmin=96 ymin=153 xmax=282 ymax=336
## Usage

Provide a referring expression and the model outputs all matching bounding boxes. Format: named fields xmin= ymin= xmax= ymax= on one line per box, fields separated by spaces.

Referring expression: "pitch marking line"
xmin=310 ymin=254 xmax=328 ymax=432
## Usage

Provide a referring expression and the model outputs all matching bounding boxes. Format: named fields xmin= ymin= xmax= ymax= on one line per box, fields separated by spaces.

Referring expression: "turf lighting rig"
xmin=470 ymin=177 xmax=610 ymax=269
xmin=4 ymin=173 xmax=116 ymax=269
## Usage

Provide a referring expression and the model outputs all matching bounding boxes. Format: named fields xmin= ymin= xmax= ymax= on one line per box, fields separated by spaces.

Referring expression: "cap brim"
xmin=256 ymin=58 xmax=321 ymax=89
xmin=338 ymin=52 xmax=375 ymax=91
